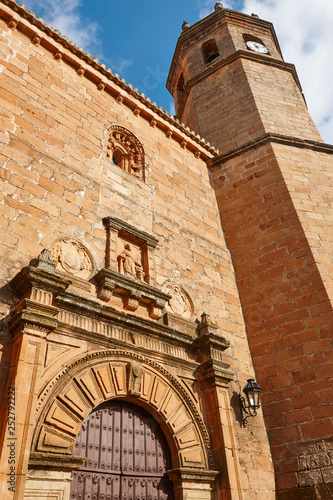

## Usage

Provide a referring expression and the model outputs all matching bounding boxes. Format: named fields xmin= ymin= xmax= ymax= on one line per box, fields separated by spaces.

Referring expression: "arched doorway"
xmin=70 ymin=400 xmax=174 ymax=500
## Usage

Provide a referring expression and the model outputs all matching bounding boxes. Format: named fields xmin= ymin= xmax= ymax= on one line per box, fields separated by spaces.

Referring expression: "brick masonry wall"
xmin=179 ymin=58 xmax=321 ymax=155
xmin=180 ymin=58 xmax=266 ymax=153
xmin=211 ymin=142 xmax=333 ymax=498
xmin=0 ymin=8 xmax=275 ymax=498
xmin=273 ymin=143 xmax=333 ymax=306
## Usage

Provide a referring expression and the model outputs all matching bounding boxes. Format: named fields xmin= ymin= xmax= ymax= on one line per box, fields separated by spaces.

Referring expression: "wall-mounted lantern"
xmin=239 ymin=378 xmax=262 ymax=427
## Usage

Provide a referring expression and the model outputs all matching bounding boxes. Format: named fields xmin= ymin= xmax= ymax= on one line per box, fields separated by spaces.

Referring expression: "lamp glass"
xmin=243 ymin=379 xmax=261 ymax=409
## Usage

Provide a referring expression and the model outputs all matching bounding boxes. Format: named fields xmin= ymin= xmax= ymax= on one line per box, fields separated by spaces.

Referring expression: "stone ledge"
xmin=54 ymin=291 xmax=196 ymax=349
xmin=103 ymin=216 xmax=159 ymax=248
xmin=93 ymin=268 xmax=171 ymax=319
xmin=198 ymin=359 xmax=234 ymax=387
xmin=29 ymin=452 xmax=86 ymax=471
xmin=11 ymin=266 xmax=71 ymax=299
xmin=210 ymin=132 xmax=333 ymax=164
xmin=167 ymin=467 xmax=219 ymax=483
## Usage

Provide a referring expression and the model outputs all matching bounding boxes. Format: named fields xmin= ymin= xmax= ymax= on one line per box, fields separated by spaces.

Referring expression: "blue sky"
xmin=21 ymin=0 xmax=333 ymax=144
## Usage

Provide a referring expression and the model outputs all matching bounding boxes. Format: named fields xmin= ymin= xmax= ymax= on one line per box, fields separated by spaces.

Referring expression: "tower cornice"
xmin=210 ymin=133 xmax=333 ymax=166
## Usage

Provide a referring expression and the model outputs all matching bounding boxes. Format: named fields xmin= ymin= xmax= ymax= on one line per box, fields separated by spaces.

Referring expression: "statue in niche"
xmin=127 ymin=363 xmax=143 ymax=396
xmin=118 ymin=243 xmax=145 ymax=281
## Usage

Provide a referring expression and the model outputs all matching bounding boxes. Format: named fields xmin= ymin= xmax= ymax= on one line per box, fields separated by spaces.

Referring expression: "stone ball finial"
xmin=214 ymin=2 xmax=223 ymax=10
xmin=182 ymin=20 xmax=190 ymax=31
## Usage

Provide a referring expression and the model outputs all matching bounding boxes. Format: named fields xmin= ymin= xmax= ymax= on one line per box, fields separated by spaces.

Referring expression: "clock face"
xmin=246 ymin=41 xmax=269 ymax=54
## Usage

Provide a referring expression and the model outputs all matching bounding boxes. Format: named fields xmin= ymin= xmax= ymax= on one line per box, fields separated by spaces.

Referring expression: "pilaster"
xmin=195 ymin=314 xmax=243 ymax=500
xmin=0 ymin=251 xmax=70 ymax=500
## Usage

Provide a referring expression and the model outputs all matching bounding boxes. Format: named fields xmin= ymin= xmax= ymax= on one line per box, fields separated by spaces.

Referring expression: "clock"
xmin=246 ymin=41 xmax=269 ymax=54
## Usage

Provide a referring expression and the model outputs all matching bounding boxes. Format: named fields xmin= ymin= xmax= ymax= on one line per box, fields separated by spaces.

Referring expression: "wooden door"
xmin=70 ymin=401 xmax=174 ymax=500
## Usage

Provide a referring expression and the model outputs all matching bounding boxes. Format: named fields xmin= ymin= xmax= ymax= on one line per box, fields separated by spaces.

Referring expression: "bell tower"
xmin=168 ymin=4 xmax=333 ymax=499
xmin=167 ymin=2 xmax=321 ymax=153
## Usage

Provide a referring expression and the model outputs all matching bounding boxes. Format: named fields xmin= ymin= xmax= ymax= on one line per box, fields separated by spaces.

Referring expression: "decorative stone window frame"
xmin=106 ymin=125 xmax=145 ymax=181
xmin=93 ymin=217 xmax=170 ymax=319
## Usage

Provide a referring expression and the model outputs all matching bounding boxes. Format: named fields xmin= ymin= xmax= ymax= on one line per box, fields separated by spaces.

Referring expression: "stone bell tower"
xmin=168 ymin=4 xmax=333 ymax=499
xmin=167 ymin=2 xmax=321 ymax=153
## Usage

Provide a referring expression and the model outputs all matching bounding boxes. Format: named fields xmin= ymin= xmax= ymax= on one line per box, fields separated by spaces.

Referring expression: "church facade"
xmin=0 ymin=1 xmax=332 ymax=499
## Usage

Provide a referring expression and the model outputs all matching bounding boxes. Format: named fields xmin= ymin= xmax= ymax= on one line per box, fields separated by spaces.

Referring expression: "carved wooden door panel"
xmin=70 ymin=401 xmax=174 ymax=500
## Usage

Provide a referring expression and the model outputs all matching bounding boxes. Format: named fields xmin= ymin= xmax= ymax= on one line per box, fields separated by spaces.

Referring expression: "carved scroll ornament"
xmin=162 ymin=281 xmax=193 ymax=319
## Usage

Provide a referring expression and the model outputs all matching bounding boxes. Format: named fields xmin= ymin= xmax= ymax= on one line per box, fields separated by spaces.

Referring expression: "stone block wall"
xmin=210 ymin=141 xmax=333 ymax=498
xmin=0 ymin=2 xmax=275 ymax=499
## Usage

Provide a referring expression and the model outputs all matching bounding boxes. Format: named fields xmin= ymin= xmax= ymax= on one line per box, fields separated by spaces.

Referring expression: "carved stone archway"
xmin=26 ymin=351 xmax=218 ymax=500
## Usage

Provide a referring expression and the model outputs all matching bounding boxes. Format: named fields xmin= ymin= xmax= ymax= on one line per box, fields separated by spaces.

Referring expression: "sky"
xmin=19 ymin=0 xmax=333 ymax=144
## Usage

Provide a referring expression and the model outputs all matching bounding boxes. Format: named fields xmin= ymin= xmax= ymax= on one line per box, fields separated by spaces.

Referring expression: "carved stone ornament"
xmin=162 ymin=281 xmax=193 ymax=319
xmin=127 ymin=362 xmax=143 ymax=396
xmin=107 ymin=125 xmax=145 ymax=181
xmin=51 ymin=238 xmax=93 ymax=279
xmin=118 ymin=243 xmax=145 ymax=282
xmin=36 ymin=249 xmax=57 ymax=272
xmin=32 ymin=350 xmax=215 ymax=470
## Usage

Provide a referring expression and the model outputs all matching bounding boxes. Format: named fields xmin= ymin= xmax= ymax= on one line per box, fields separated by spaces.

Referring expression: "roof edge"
xmin=0 ymin=0 xmax=218 ymax=158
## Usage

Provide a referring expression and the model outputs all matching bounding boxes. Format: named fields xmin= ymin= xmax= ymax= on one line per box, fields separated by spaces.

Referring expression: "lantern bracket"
xmin=239 ymin=378 xmax=262 ymax=428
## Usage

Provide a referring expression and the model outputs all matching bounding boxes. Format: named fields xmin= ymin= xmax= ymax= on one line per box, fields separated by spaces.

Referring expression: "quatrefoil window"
xmin=107 ymin=125 xmax=145 ymax=181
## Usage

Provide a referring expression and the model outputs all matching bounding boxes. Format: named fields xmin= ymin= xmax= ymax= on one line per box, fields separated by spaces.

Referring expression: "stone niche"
xmin=93 ymin=217 xmax=171 ymax=320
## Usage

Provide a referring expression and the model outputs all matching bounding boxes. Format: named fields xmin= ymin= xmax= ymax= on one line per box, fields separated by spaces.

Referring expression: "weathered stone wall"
xmin=0 ymin=2 xmax=275 ymax=499
xmin=210 ymin=142 xmax=333 ymax=499
xmin=169 ymin=7 xmax=333 ymax=499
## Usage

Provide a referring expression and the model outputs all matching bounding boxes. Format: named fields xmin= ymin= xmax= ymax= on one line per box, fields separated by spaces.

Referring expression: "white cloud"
xmin=198 ymin=0 xmax=234 ymax=19
xmin=25 ymin=0 xmax=100 ymax=52
xmin=242 ymin=0 xmax=333 ymax=144
xmin=169 ymin=101 xmax=176 ymax=117
xmin=198 ymin=0 xmax=333 ymax=144
xmin=23 ymin=0 xmax=132 ymax=74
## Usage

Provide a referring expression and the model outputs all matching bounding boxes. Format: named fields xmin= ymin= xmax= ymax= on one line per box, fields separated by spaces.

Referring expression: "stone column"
xmin=0 ymin=251 xmax=71 ymax=500
xmin=168 ymin=468 xmax=218 ymax=500
xmin=103 ymin=217 xmax=119 ymax=271
xmin=195 ymin=313 xmax=244 ymax=500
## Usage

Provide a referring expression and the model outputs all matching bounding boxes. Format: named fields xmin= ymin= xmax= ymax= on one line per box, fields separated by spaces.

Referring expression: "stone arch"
xmin=201 ymin=39 xmax=220 ymax=64
xmin=32 ymin=350 xmax=214 ymax=472
xmin=176 ymin=73 xmax=185 ymax=107
xmin=106 ymin=125 xmax=145 ymax=181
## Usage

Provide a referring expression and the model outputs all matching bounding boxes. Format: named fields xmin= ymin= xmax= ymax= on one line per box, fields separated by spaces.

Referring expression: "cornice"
xmin=54 ymin=291 xmax=195 ymax=349
xmin=177 ymin=50 xmax=304 ymax=120
xmin=0 ymin=0 xmax=218 ymax=159
xmin=210 ymin=133 xmax=333 ymax=165
xmin=103 ymin=216 xmax=159 ymax=248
